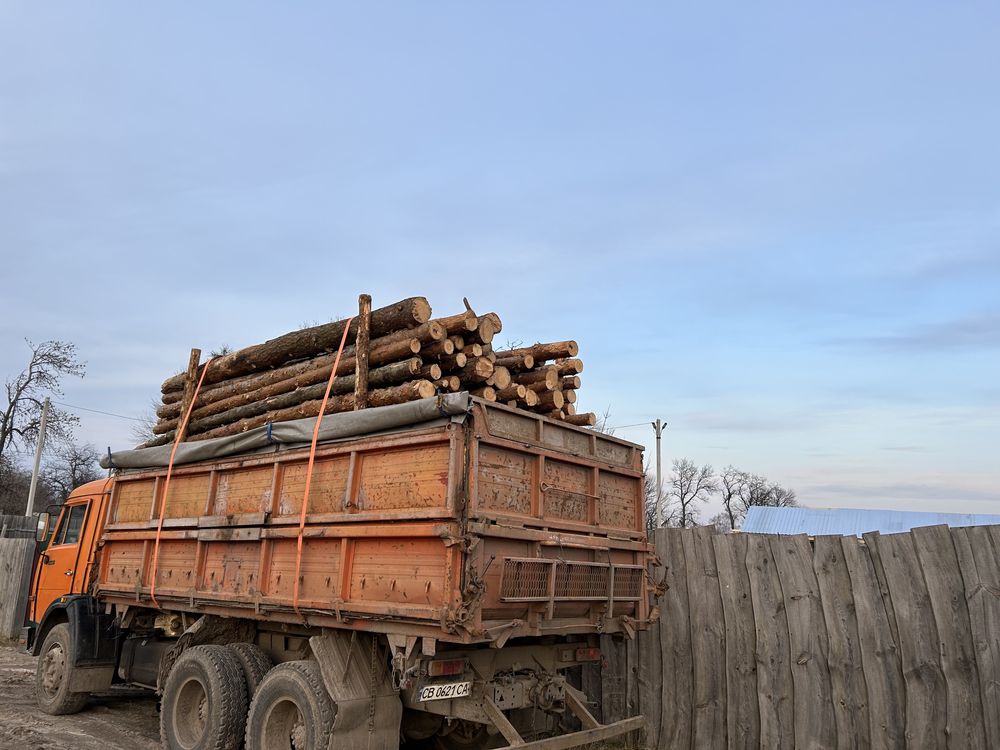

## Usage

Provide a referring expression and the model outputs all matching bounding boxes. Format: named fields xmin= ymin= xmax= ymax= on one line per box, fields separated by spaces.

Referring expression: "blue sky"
xmin=1 ymin=2 xmax=997 ymax=517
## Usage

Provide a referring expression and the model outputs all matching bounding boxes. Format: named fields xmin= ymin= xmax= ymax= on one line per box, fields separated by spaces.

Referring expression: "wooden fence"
xmin=591 ymin=524 xmax=1000 ymax=749
xmin=0 ymin=536 xmax=34 ymax=639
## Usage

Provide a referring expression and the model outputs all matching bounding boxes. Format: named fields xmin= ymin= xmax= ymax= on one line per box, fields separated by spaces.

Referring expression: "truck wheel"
xmin=227 ymin=642 xmax=273 ymax=698
xmin=160 ymin=645 xmax=248 ymax=750
xmin=245 ymin=660 xmax=334 ymax=750
xmin=36 ymin=623 xmax=89 ymax=715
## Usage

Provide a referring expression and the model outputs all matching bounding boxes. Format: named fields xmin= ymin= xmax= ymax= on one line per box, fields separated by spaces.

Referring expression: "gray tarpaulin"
xmin=102 ymin=393 xmax=471 ymax=470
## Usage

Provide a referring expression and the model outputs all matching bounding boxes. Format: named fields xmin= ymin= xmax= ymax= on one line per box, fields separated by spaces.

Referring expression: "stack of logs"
xmin=144 ymin=295 xmax=596 ymax=448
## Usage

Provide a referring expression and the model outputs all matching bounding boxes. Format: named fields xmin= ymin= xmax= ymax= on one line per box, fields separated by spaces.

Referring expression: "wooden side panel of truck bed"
xmin=98 ymin=400 xmax=652 ymax=644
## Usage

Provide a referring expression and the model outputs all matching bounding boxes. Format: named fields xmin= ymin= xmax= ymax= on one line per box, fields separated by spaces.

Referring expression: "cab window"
xmin=51 ymin=504 xmax=88 ymax=546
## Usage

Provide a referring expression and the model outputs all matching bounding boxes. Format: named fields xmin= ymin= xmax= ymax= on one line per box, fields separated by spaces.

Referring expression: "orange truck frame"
xmin=22 ymin=395 xmax=657 ymax=750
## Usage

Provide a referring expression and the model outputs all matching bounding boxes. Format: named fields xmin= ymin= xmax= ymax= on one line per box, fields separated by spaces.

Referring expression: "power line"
xmin=608 ymin=422 xmax=650 ymax=430
xmin=50 ymin=400 xmax=145 ymax=423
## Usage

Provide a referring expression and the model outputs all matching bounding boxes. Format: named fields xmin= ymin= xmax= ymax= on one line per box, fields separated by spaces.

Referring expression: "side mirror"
xmin=35 ymin=511 xmax=51 ymax=543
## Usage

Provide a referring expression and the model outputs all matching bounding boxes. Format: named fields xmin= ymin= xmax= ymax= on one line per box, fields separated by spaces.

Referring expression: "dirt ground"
xmin=0 ymin=642 xmax=160 ymax=749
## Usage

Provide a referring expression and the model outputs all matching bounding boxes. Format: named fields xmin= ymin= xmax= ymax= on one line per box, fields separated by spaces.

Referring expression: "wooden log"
xmin=373 ymin=319 xmax=445 ymax=348
xmin=495 ymin=384 xmax=527 ymax=401
xmin=519 ymin=390 xmax=540 ymax=408
xmin=161 ymin=297 xmax=430 ymax=392
xmin=435 ymin=312 xmax=478 ymax=335
xmin=471 ymin=316 xmax=496 ymax=345
xmin=564 ymin=403 xmax=576 ymax=415
xmin=420 ymin=339 xmax=456 ymax=359
xmin=486 ymin=366 xmax=511 ymax=390
xmin=160 ymin=333 xmax=420 ymax=411
xmin=418 ymin=363 xmax=442 ymax=381
xmin=457 ymin=358 xmax=493 ymax=383
xmin=559 ymin=375 xmax=582 ymax=390
xmin=354 ymin=293 xmax=371 ymax=410
xmin=471 ymin=386 xmax=496 ymax=402
xmin=164 ymin=359 xmax=425 ymax=436
xmin=463 ymin=343 xmax=484 ymax=358
xmin=535 ymin=389 xmax=564 ymax=410
xmin=435 ymin=376 xmax=461 ymax=392
xmin=554 ymin=358 xmax=584 ymax=375
xmin=524 ymin=380 xmax=556 ymax=394
xmin=156 ymin=354 xmax=423 ymax=430
xmin=448 ymin=335 xmax=466 ymax=351
xmin=492 ymin=340 xmax=578 ymax=364
xmin=513 ymin=366 xmax=558 ymax=389
xmin=185 ymin=380 xmax=437 ymax=442
xmin=563 ymin=389 xmax=577 ymax=405
xmin=481 ymin=312 xmax=502 ymax=333
xmin=494 ymin=354 xmax=534 ymax=372
xmin=437 ymin=353 xmax=467 ymax=371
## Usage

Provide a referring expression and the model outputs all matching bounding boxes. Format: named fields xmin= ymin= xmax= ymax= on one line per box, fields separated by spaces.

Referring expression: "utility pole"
xmin=651 ymin=418 xmax=667 ymax=524
xmin=25 ymin=397 xmax=50 ymax=517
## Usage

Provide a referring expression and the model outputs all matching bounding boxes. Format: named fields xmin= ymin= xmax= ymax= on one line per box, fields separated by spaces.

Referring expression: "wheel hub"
xmin=41 ymin=643 xmax=66 ymax=695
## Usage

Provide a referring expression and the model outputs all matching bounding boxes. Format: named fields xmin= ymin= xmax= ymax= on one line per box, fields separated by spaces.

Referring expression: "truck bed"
xmin=97 ymin=397 xmax=653 ymax=644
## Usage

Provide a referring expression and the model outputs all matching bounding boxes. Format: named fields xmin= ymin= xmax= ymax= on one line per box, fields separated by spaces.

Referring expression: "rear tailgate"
xmin=466 ymin=401 xmax=652 ymax=638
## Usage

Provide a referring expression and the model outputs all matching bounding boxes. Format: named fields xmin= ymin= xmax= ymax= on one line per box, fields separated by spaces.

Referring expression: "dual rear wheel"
xmin=161 ymin=643 xmax=335 ymax=750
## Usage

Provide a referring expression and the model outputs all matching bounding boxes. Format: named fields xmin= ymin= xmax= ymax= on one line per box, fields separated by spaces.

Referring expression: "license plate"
xmin=418 ymin=681 xmax=472 ymax=702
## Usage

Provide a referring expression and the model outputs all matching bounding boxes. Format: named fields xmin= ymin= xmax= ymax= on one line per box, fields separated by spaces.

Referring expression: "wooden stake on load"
xmin=354 ymin=294 xmax=371 ymax=410
xmin=175 ymin=348 xmax=202 ymax=443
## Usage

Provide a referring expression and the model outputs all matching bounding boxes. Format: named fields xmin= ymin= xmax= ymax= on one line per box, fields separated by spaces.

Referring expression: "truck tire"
xmin=227 ymin=642 xmax=273 ymax=698
xmin=245 ymin=660 xmax=335 ymax=750
xmin=160 ymin=644 xmax=248 ymax=750
xmin=35 ymin=623 xmax=89 ymax=715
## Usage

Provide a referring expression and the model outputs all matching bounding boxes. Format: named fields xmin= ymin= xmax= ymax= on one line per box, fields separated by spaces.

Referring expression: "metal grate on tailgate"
xmin=499 ymin=557 xmax=643 ymax=606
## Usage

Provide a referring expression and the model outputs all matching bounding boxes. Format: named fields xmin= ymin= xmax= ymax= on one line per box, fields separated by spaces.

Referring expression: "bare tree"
xmin=718 ymin=465 xmax=747 ymax=531
xmin=130 ymin=398 xmax=162 ymax=446
xmin=666 ymin=458 xmax=718 ymax=528
xmin=42 ymin=442 xmax=103 ymax=503
xmin=1 ymin=340 xmax=85 ymax=469
xmin=735 ymin=472 xmax=797 ymax=520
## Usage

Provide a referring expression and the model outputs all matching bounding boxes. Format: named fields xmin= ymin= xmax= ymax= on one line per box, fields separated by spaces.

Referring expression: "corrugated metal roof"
xmin=741 ymin=506 xmax=1000 ymax=537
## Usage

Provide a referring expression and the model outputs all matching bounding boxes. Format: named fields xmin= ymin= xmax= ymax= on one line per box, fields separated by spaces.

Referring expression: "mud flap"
xmin=310 ymin=630 xmax=402 ymax=750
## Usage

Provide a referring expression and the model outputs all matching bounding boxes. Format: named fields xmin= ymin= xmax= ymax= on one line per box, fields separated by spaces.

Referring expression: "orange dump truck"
xmin=23 ymin=394 xmax=656 ymax=750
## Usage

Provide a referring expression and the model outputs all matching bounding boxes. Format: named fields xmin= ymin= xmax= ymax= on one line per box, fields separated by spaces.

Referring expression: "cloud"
xmin=830 ymin=311 xmax=1000 ymax=353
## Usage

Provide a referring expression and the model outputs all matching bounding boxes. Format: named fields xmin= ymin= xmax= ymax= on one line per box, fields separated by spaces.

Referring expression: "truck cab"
xmin=26 ymin=479 xmax=111 ymax=646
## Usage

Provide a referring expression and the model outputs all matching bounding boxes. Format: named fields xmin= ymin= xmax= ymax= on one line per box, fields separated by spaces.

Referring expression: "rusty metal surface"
xmin=93 ymin=401 xmax=655 ymax=644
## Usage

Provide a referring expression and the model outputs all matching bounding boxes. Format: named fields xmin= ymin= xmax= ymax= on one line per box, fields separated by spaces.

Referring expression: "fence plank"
xmin=0 ymin=538 xmax=35 ymax=638
xmin=953 ymin=526 xmax=1000 ymax=748
xmin=746 ymin=534 xmax=794 ymax=749
xmin=841 ymin=538 xmax=905 ymax=749
xmin=813 ymin=535 xmax=870 ymax=750
xmin=636 ymin=552 xmax=663 ymax=749
xmin=657 ymin=528 xmax=693 ymax=748
xmin=912 ymin=526 xmax=987 ymax=749
xmin=875 ymin=531 xmax=947 ymax=747
xmin=683 ymin=526 xmax=726 ymax=748
xmin=770 ymin=534 xmax=836 ymax=750
xmin=861 ymin=531 xmax=900 ymax=652
xmin=713 ymin=532 xmax=759 ymax=750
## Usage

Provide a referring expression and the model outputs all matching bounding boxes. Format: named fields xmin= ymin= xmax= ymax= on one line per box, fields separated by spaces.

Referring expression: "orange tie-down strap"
xmin=293 ymin=316 xmax=354 ymax=617
xmin=149 ymin=357 xmax=214 ymax=610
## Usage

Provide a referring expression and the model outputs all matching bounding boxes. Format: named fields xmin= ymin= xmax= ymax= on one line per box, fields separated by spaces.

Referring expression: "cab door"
xmin=32 ymin=499 xmax=92 ymax=621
